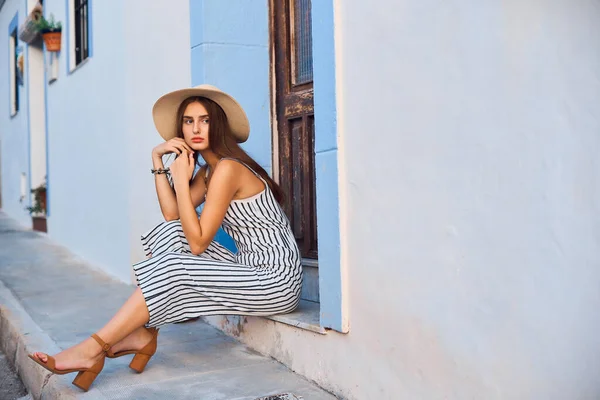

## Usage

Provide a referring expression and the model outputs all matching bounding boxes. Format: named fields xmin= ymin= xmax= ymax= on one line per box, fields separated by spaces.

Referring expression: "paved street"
xmin=0 ymin=349 xmax=28 ymax=400
xmin=0 ymin=212 xmax=335 ymax=399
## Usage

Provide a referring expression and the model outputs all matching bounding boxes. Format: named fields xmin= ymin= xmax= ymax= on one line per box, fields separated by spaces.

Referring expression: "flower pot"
xmin=42 ymin=31 xmax=61 ymax=52
xmin=32 ymin=216 xmax=47 ymax=232
xmin=38 ymin=189 xmax=47 ymax=213
xmin=18 ymin=19 xmax=41 ymax=44
xmin=18 ymin=4 xmax=43 ymax=44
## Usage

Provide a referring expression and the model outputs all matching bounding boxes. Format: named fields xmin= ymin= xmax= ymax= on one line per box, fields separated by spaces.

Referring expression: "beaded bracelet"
xmin=151 ymin=168 xmax=170 ymax=175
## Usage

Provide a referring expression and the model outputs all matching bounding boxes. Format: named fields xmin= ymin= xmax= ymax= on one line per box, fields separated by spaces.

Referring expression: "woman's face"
xmin=181 ymin=101 xmax=210 ymax=152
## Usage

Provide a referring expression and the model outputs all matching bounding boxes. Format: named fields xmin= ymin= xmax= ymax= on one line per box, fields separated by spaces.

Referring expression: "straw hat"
xmin=152 ymin=84 xmax=250 ymax=143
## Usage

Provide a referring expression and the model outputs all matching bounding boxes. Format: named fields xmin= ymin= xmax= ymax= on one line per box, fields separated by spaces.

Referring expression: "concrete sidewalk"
xmin=0 ymin=212 xmax=336 ymax=400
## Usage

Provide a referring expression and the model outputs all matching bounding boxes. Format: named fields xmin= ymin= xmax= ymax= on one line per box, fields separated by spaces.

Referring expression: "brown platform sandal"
xmin=107 ymin=327 xmax=159 ymax=373
xmin=28 ymin=333 xmax=112 ymax=391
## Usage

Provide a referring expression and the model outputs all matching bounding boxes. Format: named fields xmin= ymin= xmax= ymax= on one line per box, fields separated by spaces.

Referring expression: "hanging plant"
xmin=35 ymin=13 xmax=62 ymax=33
xmin=26 ymin=182 xmax=47 ymax=216
xmin=35 ymin=13 xmax=62 ymax=52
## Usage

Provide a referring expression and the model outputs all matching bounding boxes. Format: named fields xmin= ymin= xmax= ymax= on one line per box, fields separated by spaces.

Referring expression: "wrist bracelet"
xmin=151 ymin=168 xmax=170 ymax=175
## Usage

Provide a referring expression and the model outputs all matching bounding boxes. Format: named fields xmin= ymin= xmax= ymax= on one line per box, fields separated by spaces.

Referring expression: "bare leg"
xmin=94 ymin=287 xmax=150 ymax=345
xmin=110 ymin=270 xmax=156 ymax=353
xmin=110 ymin=326 xmax=155 ymax=354
xmin=33 ymin=288 xmax=150 ymax=370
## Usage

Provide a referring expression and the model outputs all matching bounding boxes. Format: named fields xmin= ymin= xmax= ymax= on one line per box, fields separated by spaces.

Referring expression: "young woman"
xmin=28 ymin=85 xmax=303 ymax=391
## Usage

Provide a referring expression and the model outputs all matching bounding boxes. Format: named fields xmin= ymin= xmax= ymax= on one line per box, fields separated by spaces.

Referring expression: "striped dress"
xmin=132 ymin=159 xmax=303 ymax=327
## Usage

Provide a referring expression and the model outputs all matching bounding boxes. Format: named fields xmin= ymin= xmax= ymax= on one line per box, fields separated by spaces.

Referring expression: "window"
xmin=74 ymin=0 xmax=89 ymax=65
xmin=271 ymin=0 xmax=317 ymax=261
xmin=8 ymin=15 xmax=18 ymax=116
xmin=68 ymin=0 xmax=91 ymax=71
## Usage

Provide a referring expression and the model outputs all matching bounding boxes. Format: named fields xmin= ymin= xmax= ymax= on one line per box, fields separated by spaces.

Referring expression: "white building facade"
xmin=0 ymin=0 xmax=191 ymax=282
xmin=1 ymin=1 xmax=600 ymax=399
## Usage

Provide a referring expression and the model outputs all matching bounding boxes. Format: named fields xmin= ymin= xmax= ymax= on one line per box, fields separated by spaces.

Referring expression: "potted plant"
xmin=26 ymin=181 xmax=47 ymax=232
xmin=35 ymin=13 xmax=62 ymax=52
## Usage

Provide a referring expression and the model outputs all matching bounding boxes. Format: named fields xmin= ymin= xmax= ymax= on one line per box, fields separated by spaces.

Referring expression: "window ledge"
xmin=68 ymin=56 xmax=91 ymax=75
xmin=263 ymin=299 xmax=326 ymax=335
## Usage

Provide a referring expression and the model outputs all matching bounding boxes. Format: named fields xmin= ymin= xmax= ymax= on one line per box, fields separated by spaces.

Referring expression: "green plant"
xmin=26 ymin=182 xmax=47 ymax=215
xmin=35 ymin=13 xmax=62 ymax=34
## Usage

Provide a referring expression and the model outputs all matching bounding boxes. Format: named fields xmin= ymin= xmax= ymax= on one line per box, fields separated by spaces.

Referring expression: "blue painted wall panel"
xmin=201 ymin=43 xmax=271 ymax=166
xmin=87 ymin=0 xmax=93 ymax=57
xmin=7 ymin=11 xmax=18 ymax=115
xmin=190 ymin=45 xmax=205 ymax=85
xmin=201 ymin=0 xmax=268 ymax=47
xmin=189 ymin=1 xmax=271 ymax=168
xmin=189 ymin=1 xmax=270 ymax=252
xmin=189 ymin=0 xmax=203 ymax=47
xmin=315 ymin=149 xmax=342 ymax=325
xmin=312 ymin=0 xmax=345 ymax=331
xmin=189 ymin=0 xmax=345 ymax=331
xmin=312 ymin=0 xmax=338 ymax=154
xmin=189 ymin=1 xmax=271 ymax=169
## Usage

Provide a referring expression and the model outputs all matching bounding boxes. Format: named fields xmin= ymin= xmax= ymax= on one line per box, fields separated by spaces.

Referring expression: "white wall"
xmin=209 ymin=1 xmax=600 ymax=399
xmin=0 ymin=0 xmax=31 ymax=227
xmin=123 ymin=0 xmax=191 ymax=271
xmin=43 ymin=0 xmax=130 ymax=281
xmin=43 ymin=0 xmax=190 ymax=282
xmin=27 ymin=0 xmax=45 ymax=191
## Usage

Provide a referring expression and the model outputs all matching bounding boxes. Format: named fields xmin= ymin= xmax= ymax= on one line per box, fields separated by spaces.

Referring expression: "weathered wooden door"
xmin=270 ymin=0 xmax=317 ymax=260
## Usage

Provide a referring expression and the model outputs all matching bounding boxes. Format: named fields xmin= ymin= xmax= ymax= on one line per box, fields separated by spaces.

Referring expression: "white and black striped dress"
xmin=132 ymin=159 xmax=303 ymax=327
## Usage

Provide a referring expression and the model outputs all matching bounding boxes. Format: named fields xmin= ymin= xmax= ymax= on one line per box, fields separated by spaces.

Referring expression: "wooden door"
xmin=270 ymin=0 xmax=317 ymax=259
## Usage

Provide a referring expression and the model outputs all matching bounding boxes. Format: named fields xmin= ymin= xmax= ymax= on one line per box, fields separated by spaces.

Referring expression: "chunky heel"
xmin=129 ymin=353 xmax=151 ymax=373
xmin=107 ymin=327 xmax=159 ymax=374
xmin=72 ymin=370 xmax=98 ymax=391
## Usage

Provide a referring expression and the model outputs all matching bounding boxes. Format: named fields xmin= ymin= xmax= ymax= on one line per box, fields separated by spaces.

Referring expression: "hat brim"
xmin=152 ymin=85 xmax=250 ymax=143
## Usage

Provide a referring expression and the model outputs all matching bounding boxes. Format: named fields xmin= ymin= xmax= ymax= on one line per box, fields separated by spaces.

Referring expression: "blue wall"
xmin=311 ymin=0 xmax=344 ymax=331
xmin=189 ymin=0 xmax=271 ymax=171
xmin=190 ymin=0 xmax=271 ymax=250
xmin=189 ymin=0 xmax=344 ymax=331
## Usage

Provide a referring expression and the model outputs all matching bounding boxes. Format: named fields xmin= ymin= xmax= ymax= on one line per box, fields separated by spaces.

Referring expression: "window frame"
xmin=8 ymin=13 xmax=19 ymax=117
xmin=74 ymin=0 xmax=89 ymax=65
xmin=67 ymin=0 xmax=92 ymax=73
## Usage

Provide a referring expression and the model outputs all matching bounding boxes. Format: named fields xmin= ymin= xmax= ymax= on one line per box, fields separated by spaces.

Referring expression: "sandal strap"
xmin=91 ymin=334 xmax=114 ymax=357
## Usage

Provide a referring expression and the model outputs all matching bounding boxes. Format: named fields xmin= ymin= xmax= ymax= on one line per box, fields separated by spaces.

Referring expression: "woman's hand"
xmin=170 ymin=151 xmax=196 ymax=190
xmin=152 ymin=138 xmax=193 ymax=159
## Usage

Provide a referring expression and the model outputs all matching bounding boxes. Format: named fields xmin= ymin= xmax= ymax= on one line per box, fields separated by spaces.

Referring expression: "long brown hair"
xmin=174 ymin=96 xmax=285 ymax=204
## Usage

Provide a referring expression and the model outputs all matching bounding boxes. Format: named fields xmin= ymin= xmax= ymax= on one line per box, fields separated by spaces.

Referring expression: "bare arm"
xmin=171 ymin=157 xmax=240 ymax=255
xmin=152 ymin=153 xmax=179 ymax=221
xmin=151 ymin=138 xmax=207 ymax=221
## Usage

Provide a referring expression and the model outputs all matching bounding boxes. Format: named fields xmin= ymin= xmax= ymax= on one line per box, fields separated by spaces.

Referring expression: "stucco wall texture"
xmin=208 ymin=1 xmax=600 ymax=399
xmin=0 ymin=0 xmax=31 ymax=227
xmin=42 ymin=0 xmax=191 ymax=282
